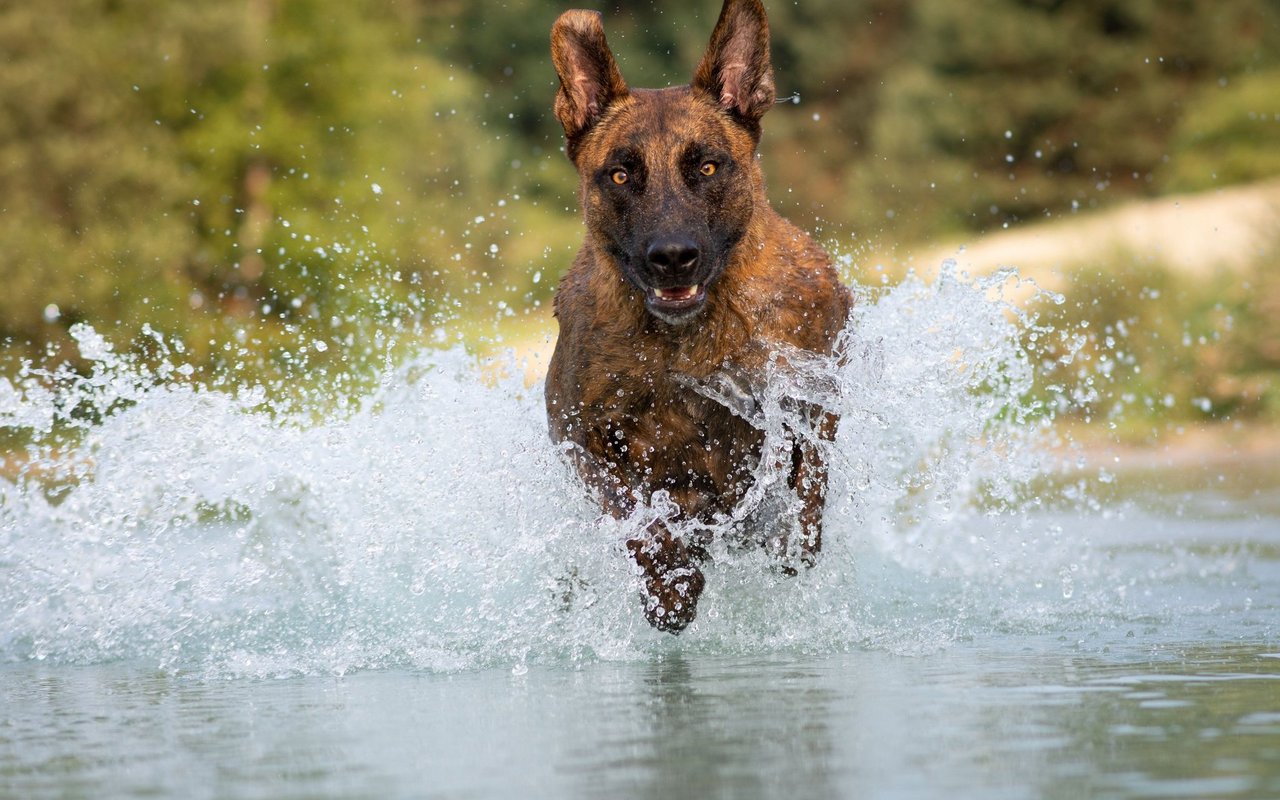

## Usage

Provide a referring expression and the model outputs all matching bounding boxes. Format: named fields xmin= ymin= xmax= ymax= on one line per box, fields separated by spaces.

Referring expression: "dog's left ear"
xmin=692 ymin=0 xmax=776 ymax=135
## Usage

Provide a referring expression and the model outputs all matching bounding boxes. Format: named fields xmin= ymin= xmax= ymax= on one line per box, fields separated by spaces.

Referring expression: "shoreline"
xmin=1055 ymin=420 xmax=1280 ymax=474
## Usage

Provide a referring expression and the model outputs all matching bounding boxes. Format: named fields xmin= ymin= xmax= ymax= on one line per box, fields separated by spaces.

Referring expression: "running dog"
xmin=545 ymin=0 xmax=851 ymax=632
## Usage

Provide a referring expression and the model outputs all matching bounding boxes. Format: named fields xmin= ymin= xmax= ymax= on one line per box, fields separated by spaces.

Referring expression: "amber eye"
xmin=699 ymin=161 xmax=717 ymax=177
xmin=610 ymin=168 xmax=629 ymax=185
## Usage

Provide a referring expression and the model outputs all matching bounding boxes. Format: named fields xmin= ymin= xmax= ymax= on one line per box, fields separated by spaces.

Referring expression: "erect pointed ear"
xmin=691 ymin=0 xmax=776 ymax=135
xmin=551 ymin=10 xmax=629 ymax=159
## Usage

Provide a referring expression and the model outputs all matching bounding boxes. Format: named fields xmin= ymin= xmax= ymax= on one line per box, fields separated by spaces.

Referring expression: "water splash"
xmin=0 ymin=264 xmax=1139 ymax=677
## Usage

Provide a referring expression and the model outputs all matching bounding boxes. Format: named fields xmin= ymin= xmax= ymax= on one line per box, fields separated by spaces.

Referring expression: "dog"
xmin=545 ymin=0 xmax=851 ymax=633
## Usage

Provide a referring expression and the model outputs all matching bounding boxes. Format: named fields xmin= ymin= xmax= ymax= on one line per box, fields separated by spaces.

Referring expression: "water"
xmin=2 ymin=267 xmax=1278 ymax=797
xmin=3 ymin=605 xmax=1279 ymax=798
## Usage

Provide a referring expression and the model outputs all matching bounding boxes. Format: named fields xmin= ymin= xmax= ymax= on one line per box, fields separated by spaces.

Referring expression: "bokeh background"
xmin=2 ymin=0 xmax=1278 ymax=444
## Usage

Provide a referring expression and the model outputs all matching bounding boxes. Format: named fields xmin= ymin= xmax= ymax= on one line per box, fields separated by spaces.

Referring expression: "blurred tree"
xmin=0 ymin=0 xmax=202 ymax=363
xmin=0 ymin=0 xmax=561 ymax=391
xmin=1 ymin=0 xmax=1278 ymax=396
xmin=1167 ymin=68 xmax=1280 ymax=191
xmin=868 ymin=0 xmax=1278 ymax=237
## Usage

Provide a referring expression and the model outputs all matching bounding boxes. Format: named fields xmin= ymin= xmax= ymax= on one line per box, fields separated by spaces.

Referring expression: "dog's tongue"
xmin=654 ymin=285 xmax=698 ymax=301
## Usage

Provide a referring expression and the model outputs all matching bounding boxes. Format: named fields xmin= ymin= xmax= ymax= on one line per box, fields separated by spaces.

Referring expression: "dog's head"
xmin=551 ymin=0 xmax=776 ymax=326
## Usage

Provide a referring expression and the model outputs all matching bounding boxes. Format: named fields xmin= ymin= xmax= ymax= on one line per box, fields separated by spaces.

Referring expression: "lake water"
xmin=3 ymin=475 xmax=1279 ymax=799
xmin=2 ymin=271 xmax=1278 ymax=798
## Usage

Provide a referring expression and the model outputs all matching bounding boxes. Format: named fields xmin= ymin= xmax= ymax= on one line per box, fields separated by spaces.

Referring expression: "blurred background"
xmin=2 ymin=0 xmax=1278 ymax=446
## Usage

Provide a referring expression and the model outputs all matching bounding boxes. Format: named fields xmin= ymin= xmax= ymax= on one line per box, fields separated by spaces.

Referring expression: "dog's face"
xmin=551 ymin=0 xmax=777 ymax=326
xmin=572 ymin=89 xmax=761 ymax=325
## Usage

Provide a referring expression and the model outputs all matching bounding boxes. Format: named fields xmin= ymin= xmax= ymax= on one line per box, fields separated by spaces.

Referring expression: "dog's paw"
xmin=761 ymin=517 xmax=820 ymax=577
xmin=554 ymin=566 xmax=599 ymax=613
xmin=641 ymin=564 xmax=705 ymax=634
xmin=772 ymin=548 xmax=818 ymax=577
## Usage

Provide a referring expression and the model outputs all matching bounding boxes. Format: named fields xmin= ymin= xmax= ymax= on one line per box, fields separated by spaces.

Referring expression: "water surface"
xmin=4 ymin=622 xmax=1278 ymax=799
xmin=2 ymin=271 xmax=1278 ymax=797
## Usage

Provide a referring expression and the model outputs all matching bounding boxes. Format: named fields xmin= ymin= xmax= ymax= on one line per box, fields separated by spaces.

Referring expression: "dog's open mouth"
xmin=648 ymin=284 xmax=705 ymax=311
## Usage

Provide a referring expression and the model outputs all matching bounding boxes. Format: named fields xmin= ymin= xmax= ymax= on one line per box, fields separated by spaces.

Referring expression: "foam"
xmin=0 ymin=265 xmax=1129 ymax=677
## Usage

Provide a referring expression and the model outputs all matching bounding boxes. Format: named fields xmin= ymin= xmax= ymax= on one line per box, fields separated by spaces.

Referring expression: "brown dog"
xmin=545 ymin=0 xmax=851 ymax=633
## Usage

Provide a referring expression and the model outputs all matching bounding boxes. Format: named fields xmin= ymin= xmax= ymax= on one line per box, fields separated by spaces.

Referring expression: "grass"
xmin=1168 ymin=69 xmax=1280 ymax=193
xmin=1021 ymin=242 xmax=1280 ymax=439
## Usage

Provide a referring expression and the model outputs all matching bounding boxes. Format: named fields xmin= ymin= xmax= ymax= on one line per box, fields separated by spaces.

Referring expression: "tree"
xmin=867 ymin=0 xmax=1278 ymax=236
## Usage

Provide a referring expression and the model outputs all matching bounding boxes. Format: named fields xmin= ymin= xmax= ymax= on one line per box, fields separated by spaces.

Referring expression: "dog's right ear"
xmin=551 ymin=10 xmax=629 ymax=160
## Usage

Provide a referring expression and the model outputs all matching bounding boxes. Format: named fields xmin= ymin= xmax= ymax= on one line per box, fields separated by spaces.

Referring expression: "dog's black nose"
xmin=646 ymin=238 xmax=700 ymax=278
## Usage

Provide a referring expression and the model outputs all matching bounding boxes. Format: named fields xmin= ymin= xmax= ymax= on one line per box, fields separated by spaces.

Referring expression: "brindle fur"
xmin=545 ymin=0 xmax=851 ymax=632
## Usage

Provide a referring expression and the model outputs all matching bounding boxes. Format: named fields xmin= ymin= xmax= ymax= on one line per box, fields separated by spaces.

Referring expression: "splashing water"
xmin=0 ymin=264 xmax=1130 ymax=677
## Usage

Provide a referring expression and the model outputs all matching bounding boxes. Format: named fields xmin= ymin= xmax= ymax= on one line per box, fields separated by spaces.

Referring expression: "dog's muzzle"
xmin=643 ymin=236 xmax=708 ymax=322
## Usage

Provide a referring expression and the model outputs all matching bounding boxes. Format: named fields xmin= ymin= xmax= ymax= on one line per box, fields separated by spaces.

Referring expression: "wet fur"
xmin=545 ymin=0 xmax=851 ymax=632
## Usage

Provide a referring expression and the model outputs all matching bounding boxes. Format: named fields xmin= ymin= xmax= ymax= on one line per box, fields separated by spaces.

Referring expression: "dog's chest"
xmin=594 ymin=368 xmax=763 ymax=514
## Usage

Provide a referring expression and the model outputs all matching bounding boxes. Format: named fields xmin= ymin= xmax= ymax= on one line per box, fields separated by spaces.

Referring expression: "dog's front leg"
xmin=626 ymin=522 xmax=705 ymax=633
xmin=575 ymin=453 xmax=707 ymax=634
xmin=788 ymin=408 xmax=838 ymax=571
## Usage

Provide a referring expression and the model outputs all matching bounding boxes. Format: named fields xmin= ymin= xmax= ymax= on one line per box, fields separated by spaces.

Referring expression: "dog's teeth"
xmin=655 ymin=285 xmax=698 ymax=301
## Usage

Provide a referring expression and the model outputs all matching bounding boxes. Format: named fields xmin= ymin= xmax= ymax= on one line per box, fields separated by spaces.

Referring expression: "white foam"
xmin=0 ymin=265 xmax=1126 ymax=677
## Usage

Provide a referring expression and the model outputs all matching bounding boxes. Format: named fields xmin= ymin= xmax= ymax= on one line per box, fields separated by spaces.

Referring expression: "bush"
xmin=1027 ymin=243 xmax=1280 ymax=434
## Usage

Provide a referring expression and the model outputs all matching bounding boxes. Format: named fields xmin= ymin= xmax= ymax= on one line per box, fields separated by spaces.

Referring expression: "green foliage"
xmin=0 ymin=0 xmax=200 ymax=363
xmin=1028 ymin=247 xmax=1280 ymax=433
xmin=867 ymin=0 xmax=1278 ymax=238
xmin=1167 ymin=69 xmax=1280 ymax=191
xmin=1 ymin=0 xmax=1278 ymax=398
xmin=0 ymin=0 xmax=567 ymax=393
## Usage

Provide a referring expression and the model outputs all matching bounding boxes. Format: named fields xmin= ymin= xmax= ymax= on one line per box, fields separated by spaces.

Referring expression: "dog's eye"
xmin=699 ymin=161 xmax=717 ymax=177
xmin=610 ymin=168 xmax=629 ymax=185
